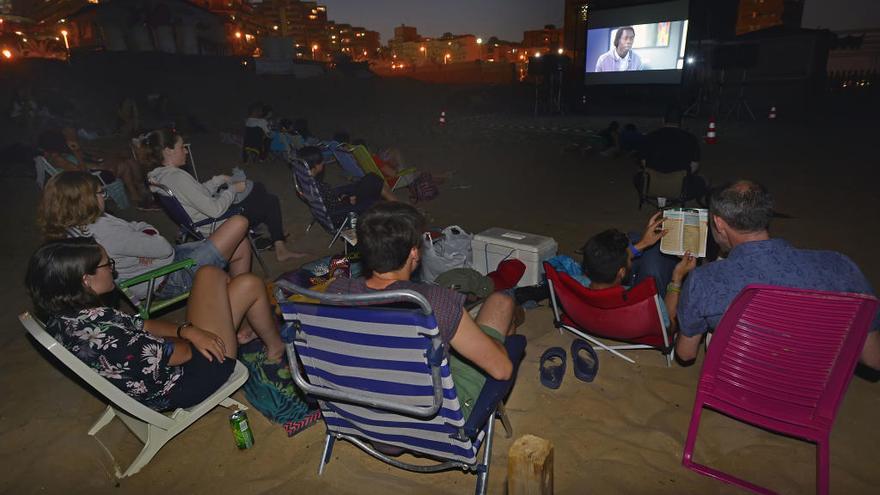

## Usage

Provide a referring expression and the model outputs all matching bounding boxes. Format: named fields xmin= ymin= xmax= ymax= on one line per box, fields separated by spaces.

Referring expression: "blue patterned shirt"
xmin=678 ymin=239 xmax=878 ymax=337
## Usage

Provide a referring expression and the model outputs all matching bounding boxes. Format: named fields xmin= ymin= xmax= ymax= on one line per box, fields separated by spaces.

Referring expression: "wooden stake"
xmin=507 ymin=434 xmax=554 ymax=495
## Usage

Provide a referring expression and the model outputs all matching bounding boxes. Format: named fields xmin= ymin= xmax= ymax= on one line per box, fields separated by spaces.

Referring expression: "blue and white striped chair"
xmin=278 ymin=283 xmax=526 ymax=495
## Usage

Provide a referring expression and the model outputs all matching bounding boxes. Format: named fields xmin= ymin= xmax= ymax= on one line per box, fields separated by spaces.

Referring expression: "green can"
xmin=229 ymin=410 xmax=254 ymax=449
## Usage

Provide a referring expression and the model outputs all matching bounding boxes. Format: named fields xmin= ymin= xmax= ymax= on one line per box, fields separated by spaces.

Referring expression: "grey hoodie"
xmin=147 ymin=166 xmax=235 ymax=236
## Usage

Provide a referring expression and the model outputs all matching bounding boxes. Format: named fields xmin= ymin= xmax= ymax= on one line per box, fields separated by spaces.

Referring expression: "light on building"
xmin=2 ymin=49 xmax=12 ymax=59
xmin=235 ymin=31 xmax=242 ymax=39
xmin=273 ymin=25 xmax=278 ymax=31
xmin=557 ymin=48 xmax=564 ymax=55
xmin=534 ymin=52 xmax=541 ymax=58
xmin=476 ymin=38 xmax=483 ymax=44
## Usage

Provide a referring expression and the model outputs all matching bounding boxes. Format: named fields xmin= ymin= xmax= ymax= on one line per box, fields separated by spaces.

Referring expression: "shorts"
xmin=449 ymin=324 xmax=505 ymax=421
xmin=156 ymin=240 xmax=226 ymax=299
xmin=165 ymin=348 xmax=236 ymax=410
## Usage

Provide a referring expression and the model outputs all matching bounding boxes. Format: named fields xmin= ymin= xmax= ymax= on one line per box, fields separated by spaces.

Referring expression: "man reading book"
xmin=675 ymin=180 xmax=880 ymax=368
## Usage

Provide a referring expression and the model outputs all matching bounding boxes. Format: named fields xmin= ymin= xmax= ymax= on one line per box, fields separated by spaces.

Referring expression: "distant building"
xmin=61 ymin=0 xmax=230 ymax=55
xmin=521 ymin=24 xmax=563 ymax=57
xmin=393 ymin=25 xmax=419 ymax=43
xmin=328 ymin=22 xmax=379 ymax=60
xmin=248 ymin=0 xmax=328 ymax=58
xmin=827 ymin=29 xmax=880 ymax=75
xmin=390 ymin=33 xmax=481 ymax=66
xmin=736 ymin=0 xmax=804 ymax=35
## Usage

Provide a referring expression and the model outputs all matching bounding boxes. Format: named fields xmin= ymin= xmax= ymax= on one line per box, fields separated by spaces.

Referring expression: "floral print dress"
xmin=48 ymin=308 xmax=182 ymax=411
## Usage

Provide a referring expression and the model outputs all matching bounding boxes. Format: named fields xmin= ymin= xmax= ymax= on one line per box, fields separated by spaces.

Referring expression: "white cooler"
xmin=471 ymin=228 xmax=558 ymax=287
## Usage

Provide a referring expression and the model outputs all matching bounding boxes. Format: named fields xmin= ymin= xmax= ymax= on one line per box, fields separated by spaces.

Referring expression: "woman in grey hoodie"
xmin=144 ymin=128 xmax=306 ymax=262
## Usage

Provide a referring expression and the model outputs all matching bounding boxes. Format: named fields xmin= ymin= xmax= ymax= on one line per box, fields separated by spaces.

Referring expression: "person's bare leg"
xmin=226 ymin=272 xmax=286 ymax=361
xmin=206 ymin=215 xmax=252 ymax=275
xmin=274 ymin=240 xmax=308 ymax=262
xmin=475 ymin=292 xmax=517 ymax=337
xmin=184 ymin=266 xmax=238 ymax=359
xmin=379 ymin=181 xmax=396 ymax=202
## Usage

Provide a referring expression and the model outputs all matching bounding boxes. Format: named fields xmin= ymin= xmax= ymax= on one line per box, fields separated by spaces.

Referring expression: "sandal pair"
xmin=539 ymin=339 xmax=599 ymax=389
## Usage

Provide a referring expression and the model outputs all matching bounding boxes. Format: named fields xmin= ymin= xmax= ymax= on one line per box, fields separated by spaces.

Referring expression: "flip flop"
xmin=571 ymin=339 xmax=599 ymax=383
xmin=540 ymin=347 xmax=567 ymax=390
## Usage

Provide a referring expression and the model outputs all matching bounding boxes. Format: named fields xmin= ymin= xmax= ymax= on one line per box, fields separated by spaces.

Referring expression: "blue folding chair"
xmin=150 ymin=183 xmax=268 ymax=275
xmin=329 ymin=142 xmax=366 ymax=179
xmin=278 ymin=283 xmax=526 ymax=495
xmin=289 ymin=157 xmax=358 ymax=249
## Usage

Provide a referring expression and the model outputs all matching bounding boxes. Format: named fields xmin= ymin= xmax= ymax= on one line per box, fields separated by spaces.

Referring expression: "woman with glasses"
xmin=25 ymin=238 xmax=287 ymax=410
xmin=37 ymin=171 xmax=253 ymax=307
xmin=143 ymin=128 xmax=307 ymax=262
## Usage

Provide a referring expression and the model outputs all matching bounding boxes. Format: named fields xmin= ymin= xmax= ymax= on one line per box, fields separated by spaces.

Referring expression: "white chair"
xmin=19 ymin=312 xmax=249 ymax=478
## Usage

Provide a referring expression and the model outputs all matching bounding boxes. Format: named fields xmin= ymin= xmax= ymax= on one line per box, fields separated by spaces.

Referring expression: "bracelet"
xmin=628 ymin=243 xmax=642 ymax=258
xmin=667 ymin=282 xmax=681 ymax=294
xmin=176 ymin=321 xmax=192 ymax=338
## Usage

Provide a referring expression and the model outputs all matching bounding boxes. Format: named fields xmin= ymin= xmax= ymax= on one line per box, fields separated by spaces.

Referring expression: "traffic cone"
xmin=438 ymin=111 xmax=446 ymax=126
xmin=705 ymin=117 xmax=717 ymax=144
xmin=768 ymin=105 xmax=777 ymax=120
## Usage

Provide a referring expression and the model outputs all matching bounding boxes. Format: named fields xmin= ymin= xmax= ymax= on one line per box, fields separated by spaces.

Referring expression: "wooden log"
xmin=507 ymin=434 xmax=554 ymax=495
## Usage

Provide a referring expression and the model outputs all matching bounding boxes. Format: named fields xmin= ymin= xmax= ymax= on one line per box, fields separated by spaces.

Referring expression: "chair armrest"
xmin=462 ymin=334 xmax=527 ymax=439
xmin=118 ymin=259 xmax=195 ymax=289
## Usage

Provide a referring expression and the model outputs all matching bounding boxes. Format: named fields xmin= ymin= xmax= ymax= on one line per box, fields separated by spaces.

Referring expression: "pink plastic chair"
xmin=682 ymin=284 xmax=879 ymax=495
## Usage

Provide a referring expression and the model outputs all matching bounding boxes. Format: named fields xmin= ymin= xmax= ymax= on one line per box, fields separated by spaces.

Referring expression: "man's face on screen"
xmin=617 ymin=29 xmax=634 ymax=56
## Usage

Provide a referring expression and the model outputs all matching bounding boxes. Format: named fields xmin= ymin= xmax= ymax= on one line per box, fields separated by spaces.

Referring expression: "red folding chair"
xmin=544 ymin=262 xmax=673 ymax=366
xmin=682 ymin=284 xmax=879 ymax=495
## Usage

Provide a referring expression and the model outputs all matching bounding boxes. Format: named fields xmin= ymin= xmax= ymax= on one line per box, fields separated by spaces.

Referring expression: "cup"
xmin=657 ymin=197 xmax=667 ymax=208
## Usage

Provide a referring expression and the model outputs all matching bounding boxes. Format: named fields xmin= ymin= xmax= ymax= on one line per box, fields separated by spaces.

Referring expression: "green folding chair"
xmin=117 ymin=259 xmax=195 ymax=319
xmin=348 ymin=144 xmax=418 ymax=191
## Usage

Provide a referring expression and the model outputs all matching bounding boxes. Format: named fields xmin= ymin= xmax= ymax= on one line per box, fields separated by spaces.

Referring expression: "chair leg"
xmin=496 ymin=403 xmax=513 ymax=439
xmin=247 ymin=235 xmax=269 ymax=277
xmin=474 ymin=410 xmax=496 ymax=495
xmin=88 ymin=406 xmax=117 ymax=436
xmin=817 ymin=437 xmax=830 ymax=495
xmin=681 ymin=402 xmax=704 ymax=469
xmin=318 ymin=433 xmax=335 ymax=476
xmin=564 ymin=326 xmax=637 ymax=364
xmin=122 ymin=425 xmax=171 ymax=478
xmin=328 ymin=217 xmax=350 ymax=248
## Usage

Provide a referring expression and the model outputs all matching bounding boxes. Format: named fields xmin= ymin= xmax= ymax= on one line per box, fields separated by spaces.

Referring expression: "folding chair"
xmin=150 ymin=183 xmax=268 ymax=275
xmin=131 ymin=137 xmax=198 ymax=180
xmin=635 ymin=167 xmax=688 ymax=210
xmin=278 ymin=283 xmax=526 ymax=495
xmin=545 ymin=262 xmax=674 ymax=366
xmin=117 ymin=259 xmax=195 ymax=319
xmin=682 ymin=285 xmax=879 ymax=495
xmin=35 ymin=155 xmax=130 ymax=210
xmin=348 ymin=144 xmax=419 ymax=191
xmin=289 ymin=157 xmax=359 ymax=249
xmin=19 ymin=312 xmax=249 ymax=478
xmin=329 ymin=142 xmax=366 ymax=179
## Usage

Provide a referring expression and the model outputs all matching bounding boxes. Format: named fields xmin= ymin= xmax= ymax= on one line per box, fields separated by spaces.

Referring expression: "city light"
xmin=557 ymin=48 xmax=564 ymax=55
xmin=235 ymin=31 xmax=242 ymax=39
xmin=2 ymin=49 xmax=12 ymax=59
xmin=273 ymin=25 xmax=278 ymax=31
xmin=444 ymin=53 xmax=451 ymax=64
xmin=534 ymin=52 xmax=541 ymax=58
xmin=60 ymin=30 xmax=70 ymax=51
xmin=476 ymin=38 xmax=483 ymax=44
xmin=686 ymin=56 xmax=695 ymax=65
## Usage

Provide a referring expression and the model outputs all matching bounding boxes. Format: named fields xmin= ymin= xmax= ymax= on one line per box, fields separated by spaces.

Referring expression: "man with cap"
xmin=326 ymin=202 xmax=520 ymax=420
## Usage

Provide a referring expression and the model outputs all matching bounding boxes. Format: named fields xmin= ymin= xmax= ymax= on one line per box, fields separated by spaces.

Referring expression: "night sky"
xmin=319 ymin=0 xmax=880 ymax=44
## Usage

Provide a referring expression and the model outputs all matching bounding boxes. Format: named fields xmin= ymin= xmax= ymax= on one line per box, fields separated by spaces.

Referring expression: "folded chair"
xmin=545 ymin=262 xmax=674 ymax=366
xmin=19 ymin=312 xmax=249 ymax=478
xmin=289 ymin=157 xmax=359 ymax=249
xmin=150 ymin=183 xmax=268 ymax=275
xmin=682 ymin=285 xmax=879 ymax=495
xmin=635 ymin=167 xmax=688 ymax=210
xmin=35 ymin=155 xmax=130 ymax=210
xmin=278 ymin=284 xmax=526 ymax=495
xmin=348 ymin=144 xmax=419 ymax=191
xmin=329 ymin=142 xmax=367 ymax=179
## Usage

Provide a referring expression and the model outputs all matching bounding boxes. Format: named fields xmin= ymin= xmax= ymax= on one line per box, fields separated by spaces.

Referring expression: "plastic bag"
xmin=420 ymin=225 xmax=473 ymax=283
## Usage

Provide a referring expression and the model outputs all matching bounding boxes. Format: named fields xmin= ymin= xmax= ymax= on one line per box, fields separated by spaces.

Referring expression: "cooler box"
xmin=471 ymin=228 xmax=558 ymax=287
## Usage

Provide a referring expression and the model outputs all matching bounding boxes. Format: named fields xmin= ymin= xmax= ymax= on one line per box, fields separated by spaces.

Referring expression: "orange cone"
xmin=768 ymin=105 xmax=777 ymax=120
xmin=438 ymin=111 xmax=446 ymax=126
xmin=705 ymin=117 xmax=717 ymax=144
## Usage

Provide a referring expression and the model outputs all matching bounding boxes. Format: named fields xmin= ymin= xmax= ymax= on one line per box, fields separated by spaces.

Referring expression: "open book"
xmin=660 ymin=208 xmax=709 ymax=258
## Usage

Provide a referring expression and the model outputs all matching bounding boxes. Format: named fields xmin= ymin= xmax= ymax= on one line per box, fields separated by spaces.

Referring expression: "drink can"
xmin=229 ymin=410 xmax=255 ymax=449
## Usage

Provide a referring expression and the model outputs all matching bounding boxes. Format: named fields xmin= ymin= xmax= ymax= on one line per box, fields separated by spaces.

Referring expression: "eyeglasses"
xmin=96 ymin=258 xmax=116 ymax=271
xmin=96 ymin=188 xmax=108 ymax=199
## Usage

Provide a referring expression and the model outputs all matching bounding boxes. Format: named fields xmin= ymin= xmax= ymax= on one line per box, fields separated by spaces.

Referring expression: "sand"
xmin=1 ymin=61 xmax=879 ymax=494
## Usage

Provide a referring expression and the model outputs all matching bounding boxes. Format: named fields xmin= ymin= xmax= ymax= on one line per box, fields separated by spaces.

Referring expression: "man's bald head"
xmin=709 ymin=180 xmax=774 ymax=233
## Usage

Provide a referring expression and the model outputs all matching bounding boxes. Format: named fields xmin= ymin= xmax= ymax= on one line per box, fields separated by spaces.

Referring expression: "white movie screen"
xmin=583 ymin=0 xmax=690 ymax=85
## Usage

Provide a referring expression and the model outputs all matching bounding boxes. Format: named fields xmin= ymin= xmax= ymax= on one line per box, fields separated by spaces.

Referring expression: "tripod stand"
xmin=724 ymin=69 xmax=756 ymax=121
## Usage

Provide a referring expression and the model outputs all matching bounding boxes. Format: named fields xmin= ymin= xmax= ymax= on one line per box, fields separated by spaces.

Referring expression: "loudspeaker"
xmin=712 ymin=43 xmax=759 ymax=69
